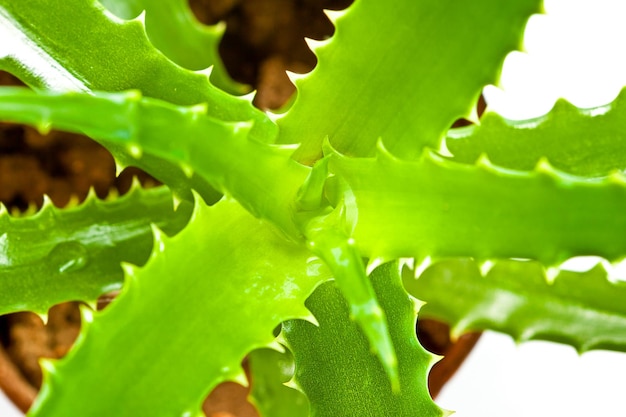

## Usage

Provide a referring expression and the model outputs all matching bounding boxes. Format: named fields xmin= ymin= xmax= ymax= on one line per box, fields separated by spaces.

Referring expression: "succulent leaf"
xmin=406 ymin=258 xmax=626 ymax=353
xmin=28 ymin=198 xmax=331 ymax=417
xmin=0 ymin=0 xmax=274 ymax=201
xmin=99 ymin=0 xmax=246 ymax=94
xmin=283 ymin=262 xmax=443 ymax=417
xmin=0 ymin=184 xmax=191 ymax=315
xmin=0 ymin=87 xmax=309 ymax=238
xmin=447 ymin=88 xmax=626 ymax=177
xmin=329 ymin=145 xmax=626 ymax=265
xmin=278 ymin=0 xmax=542 ymax=163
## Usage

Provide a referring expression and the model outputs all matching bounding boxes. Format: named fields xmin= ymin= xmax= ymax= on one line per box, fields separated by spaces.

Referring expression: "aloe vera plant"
xmin=1 ymin=0 xmax=624 ymax=415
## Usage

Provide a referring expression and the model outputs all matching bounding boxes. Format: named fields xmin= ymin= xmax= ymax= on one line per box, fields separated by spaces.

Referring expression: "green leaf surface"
xmin=0 ymin=87 xmax=309 ymax=238
xmin=29 ymin=199 xmax=331 ymax=417
xmin=406 ymin=258 xmax=626 ymax=353
xmin=283 ymin=262 xmax=443 ymax=417
xmin=278 ymin=0 xmax=541 ymax=163
xmin=0 ymin=0 xmax=274 ymax=202
xmin=248 ymin=348 xmax=309 ymax=417
xmin=0 ymin=0 xmax=261 ymax=111
xmin=447 ymin=88 xmax=626 ymax=177
xmin=99 ymin=0 xmax=247 ymax=94
xmin=0 ymin=184 xmax=191 ymax=316
xmin=0 ymin=88 xmax=399 ymax=375
xmin=328 ymin=145 xmax=626 ymax=265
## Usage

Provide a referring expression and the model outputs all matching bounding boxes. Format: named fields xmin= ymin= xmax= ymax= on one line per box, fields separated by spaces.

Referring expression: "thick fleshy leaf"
xmin=28 ymin=198 xmax=331 ymax=417
xmin=248 ymin=348 xmax=309 ymax=417
xmin=447 ymin=88 xmax=626 ymax=177
xmin=0 ymin=0 xmax=274 ymax=202
xmin=0 ymin=87 xmax=309 ymax=238
xmin=328 ymin=145 xmax=626 ymax=265
xmin=99 ymin=0 xmax=246 ymax=94
xmin=278 ymin=0 xmax=541 ymax=163
xmin=0 ymin=88 xmax=401 ymax=378
xmin=0 ymin=0 xmax=267 ymax=121
xmin=0 ymin=184 xmax=191 ymax=316
xmin=282 ymin=262 xmax=443 ymax=417
xmin=406 ymin=258 xmax=626 ymax=353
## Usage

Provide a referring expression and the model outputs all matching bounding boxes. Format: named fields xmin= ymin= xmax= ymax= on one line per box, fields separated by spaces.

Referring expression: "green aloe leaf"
xmin=29 ymin=198 xmax=331 ymax=417
xmin=278 ymin=0 xmax=541 ymax=163
xmin=0 ymin=87 xmax=399 ymax=377
xmin=0 ymin=0 xmax=274 ymax=202
xmin=0 ymin=87 xmax=309 ymax=238
xmin=0 ymin=184 xmax=191 ymax=316
xmin=282 ymin=262 xmax=443 ymax=417
xmin=447 ymin=87 xmax=626 ymax=177
xmin=0 ymin=0 xmax=262 ymax=112
xmin=328 ymin=145 xmax=626 ymax=265
xmin=248 ymin=348 xmax=309 ymax=417
xmin=99 ymin=0 xmax=247 ymax=94
xmin=406 ymin=258 xmax=626 ymax=353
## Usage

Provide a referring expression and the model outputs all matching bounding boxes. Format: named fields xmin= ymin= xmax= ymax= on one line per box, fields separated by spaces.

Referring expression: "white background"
xmin=3 ymin=0 xmax=626 ymax=415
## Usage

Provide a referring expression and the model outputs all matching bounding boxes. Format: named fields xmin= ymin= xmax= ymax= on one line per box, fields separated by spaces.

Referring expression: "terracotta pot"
xmin=417 ymin=319 xmax=482 ymax=398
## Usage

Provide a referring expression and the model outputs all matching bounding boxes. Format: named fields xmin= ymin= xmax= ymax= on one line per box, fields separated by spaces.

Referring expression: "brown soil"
xmin=0 ymin=0 xmax=479 ymax=416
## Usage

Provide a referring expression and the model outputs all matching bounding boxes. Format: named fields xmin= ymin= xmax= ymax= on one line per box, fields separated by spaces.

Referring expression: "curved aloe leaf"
xmin=0 ymin=184 xmax=191 ymax=316
xmin=283 ymin=262 xmax=443 ymax=417
xmin=100 ymin=0 xmax=247 ymax=94
xmin=0 ymin=0 xmax=262 ymax=113
xmin=406 ymin=258 xmax=626 ymax=353
xmin=328 ymin=145 xmax=626 ymax=265
xmin=28 ymin=198 xmax=331 ymax=417
xmin=447 ymin=87 xmax=626 ymax=177
xmin=0 ymin=0 xmax=274 ymax=202
xmin=277 ymin=0 xmax=541 ymax=163
xmin=248 ymin=348 xmax=309 ymax=417
xmin=0 ymin=87 xmax=309 ymax=238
